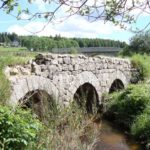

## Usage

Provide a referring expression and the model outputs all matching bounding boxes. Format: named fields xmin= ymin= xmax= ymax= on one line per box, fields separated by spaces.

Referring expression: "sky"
xmin=0 ymin=0 xmax=150 ymax=43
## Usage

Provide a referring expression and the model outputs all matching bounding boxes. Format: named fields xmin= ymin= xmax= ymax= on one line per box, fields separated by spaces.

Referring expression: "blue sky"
xmin=0 ymin=0 xmax=150 ymax=43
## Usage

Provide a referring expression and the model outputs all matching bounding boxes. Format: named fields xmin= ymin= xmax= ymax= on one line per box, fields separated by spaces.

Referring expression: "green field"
xmin=0 ymin=46 xmax=27 ymax=51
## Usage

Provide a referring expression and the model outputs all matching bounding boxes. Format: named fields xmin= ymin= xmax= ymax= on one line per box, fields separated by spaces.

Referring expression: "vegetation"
xmin=69 ymin=47 xmax=78 ymax=54
xmin=105 ymin=41 xmax=150 ymax=148
xmin=120 ymin=31 xmax=150 ymax=56
xmin=0 ymin=32 xmax=19 ymax=44
xmin=0 ymin=106 xmax=42 ymax=150
xmin=105 ymin=83 xmax=150 ymax=147
xmin=0 ymin=51 xmax=35 ymax=104
xmin=28 ymin=102 xmax=99 ymax=150
xmin=131 ymin=105 xmax=150 ymax=145
xmin=0 ymin=32 xmax=126 ymax=51
xmin=105 ymin=84 xmax=150 ymax=128
xmin=131 ymin=54 xmax=150 ymax=80
xmin=0 ymin=46 xmax=27 ymax=51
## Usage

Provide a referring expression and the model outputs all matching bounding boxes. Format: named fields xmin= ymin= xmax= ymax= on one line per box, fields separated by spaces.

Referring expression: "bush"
xmin=131 ymin=105 xmax=150 ymax=144
xmin=105 ymin=84 xmax=150 ymax=129
xmin=69 ymin=48 xmax=78 ymax=54
xmin=120 ymin=31 xmax=150 ymax=55
xmin=0 ymin=106 xmax=42 ymax=150
xmin=131 ymin=54 xmax=150 ymax=80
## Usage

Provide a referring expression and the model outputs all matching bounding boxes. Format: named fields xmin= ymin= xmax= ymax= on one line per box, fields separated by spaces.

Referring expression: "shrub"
xmin=0 ymin=106 xmax=42 ymax=150
xmin=120 ymin=31 xmax=150 ymax=55
xmin=69 ymin=48 xmax=78 ymax=54
xmin=105 ymin=84 xmax=150 ymax=129
xmin=131 ymin=54 xmax=150 ymax=80
xmin=131 ymin=105 xmax=150 ymax=144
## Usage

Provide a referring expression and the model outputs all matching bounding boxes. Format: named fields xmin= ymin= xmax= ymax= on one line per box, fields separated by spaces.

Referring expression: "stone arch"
xmin=109 ymin=79 xmax=124 ymax=93
xmin=107 ymin=70 xmax=128 ymax=93
xmin=73 ymin=82 xmax=99 ymax=113
xmin=21 ymin=89 xmax=56 ymax=123
xmin=68 ymin=71 xmax=101 ymax=105
xmin=8 ymin=75 xmax=59 ymax=106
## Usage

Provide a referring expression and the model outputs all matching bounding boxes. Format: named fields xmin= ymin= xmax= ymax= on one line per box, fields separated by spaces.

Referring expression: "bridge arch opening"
xmin=109 ymin=79 xmax=124 ymax=93
xmin=73 ymin=83 xmax=99 ymax=114
xmin=19 ymin=90 xmax=56 ymax=123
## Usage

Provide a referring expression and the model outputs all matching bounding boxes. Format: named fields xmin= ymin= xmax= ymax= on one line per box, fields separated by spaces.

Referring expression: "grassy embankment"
xmin=0 ymin=47 xmax=35 ymax=104
xmin=105 ymin=54 xmax=150 ymax=148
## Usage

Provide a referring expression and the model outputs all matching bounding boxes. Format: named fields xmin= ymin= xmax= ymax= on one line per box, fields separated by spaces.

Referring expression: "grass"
xmin=104 ymin=54 xmax=150 ymax=148
xmin=20 ymin=90 xmax=101 ymax=150
xmin=27 ymin=101 xmax=100 ymax=150
xmin=130 ymin=54 xmax=150 ymax=80
xmin=0 ymin=47 xmax=36 ymax=104
xmin=104 ymin=83 xmax=150 ymax=148
xmin=0 ymin=46 xmax=27 ymax=51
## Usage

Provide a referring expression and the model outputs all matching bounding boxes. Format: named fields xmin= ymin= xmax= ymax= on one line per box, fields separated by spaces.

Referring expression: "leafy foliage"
xmin=0 ymin=106 xmax=42 ymax=150
xmin=131 ymin=54 xmax=150 ymax=80
xmin=121 ymin=31 xmax=150 ymax=55
xmin=105 ymin=83 xmax=150 ymax=148
xmin=1 ymin=0 xmax=150 ymax=31
xmin=105 ymin=84 xmax=150 ymax=129
xmin=0 ymin=32 xmax=126 ymax=51
xmin=69 ymin=47 xmax=78 ymax=54
xmin=131 ymin=105 xmax=150 ymax=144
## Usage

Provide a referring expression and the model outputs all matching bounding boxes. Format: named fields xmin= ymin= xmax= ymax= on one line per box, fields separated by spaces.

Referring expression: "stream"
xmin=91 ymin=120 xmax=142 ymax=150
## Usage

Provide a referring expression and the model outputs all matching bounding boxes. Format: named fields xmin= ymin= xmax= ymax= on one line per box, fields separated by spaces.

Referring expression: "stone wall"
xmin=6 ymin=53 xmax=135 ymax=106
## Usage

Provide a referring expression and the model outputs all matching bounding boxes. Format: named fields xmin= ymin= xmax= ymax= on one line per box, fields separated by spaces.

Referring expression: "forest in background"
xmin=0 ymin=32 xmax=127 ymax=51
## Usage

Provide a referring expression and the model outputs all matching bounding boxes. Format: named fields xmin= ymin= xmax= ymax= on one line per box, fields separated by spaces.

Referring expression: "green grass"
xmin=131 ymin=105 xmax=150 ymax=144
xmin=28 ymin=101 xmax=98 ymax=150
xmin=105 ymin=83 xmax=150 ymax=148
xmin=130 ymin=54 xmax=150 ymax=80
xmin=0 ymin=46 xmax=27 ymax=51
xmin=0 ymin=49 xmax=35 ymax=104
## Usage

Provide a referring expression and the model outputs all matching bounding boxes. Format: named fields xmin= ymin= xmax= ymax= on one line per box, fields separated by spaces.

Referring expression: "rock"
xmin=4 ymin=66 xmax=11 ymax=77
xmin=10 ymin=68 xmax=19 ymax=75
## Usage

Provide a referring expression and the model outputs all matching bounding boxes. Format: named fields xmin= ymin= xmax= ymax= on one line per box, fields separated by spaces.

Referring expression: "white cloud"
xmin=19 ymin=13 xmax=31 ymax=20
xmin=7 ymin=24 xmax=30 ymax=35
xmin=7 ymin=15 xmax=129 ymax=40
xmin=32 ymin=0 xmax=48 ymax=11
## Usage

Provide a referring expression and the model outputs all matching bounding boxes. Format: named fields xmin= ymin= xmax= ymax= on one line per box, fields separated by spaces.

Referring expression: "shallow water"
xmin=91 ymin=120 xmax=142 ymax=150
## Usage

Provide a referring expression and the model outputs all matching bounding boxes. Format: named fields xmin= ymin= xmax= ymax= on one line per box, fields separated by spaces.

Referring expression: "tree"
xmin=0 ymin=0 xmax=150 ymax=32
xmin=121 ymin=31 xmax=150 ymax=55
xmin=129 ymin=31 xmax=150 ymax=53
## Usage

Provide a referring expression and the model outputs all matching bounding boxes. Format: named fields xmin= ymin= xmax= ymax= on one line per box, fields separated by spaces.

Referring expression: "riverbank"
xmin=104 ymin=83 xmax=150 ymax=149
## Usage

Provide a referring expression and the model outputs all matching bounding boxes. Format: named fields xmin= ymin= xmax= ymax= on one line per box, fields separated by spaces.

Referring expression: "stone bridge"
xmin=5 ymin=54 xmax=137 ymax=112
